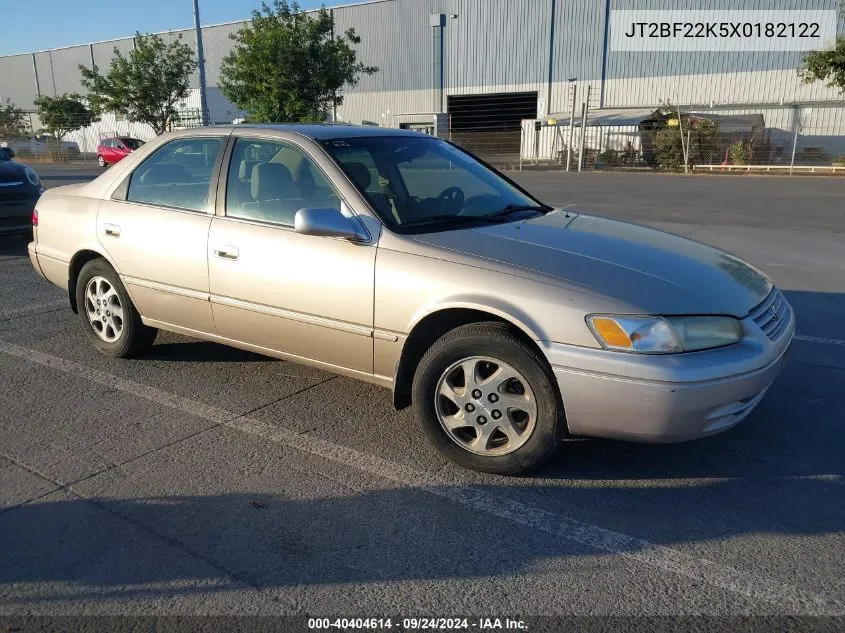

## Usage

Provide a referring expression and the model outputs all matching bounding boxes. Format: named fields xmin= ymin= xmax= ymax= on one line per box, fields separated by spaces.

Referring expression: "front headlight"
xmin=24 ymin=166 xmax=41 ymax=187
xmin=587 ymin=315 xmax=743 ymax=354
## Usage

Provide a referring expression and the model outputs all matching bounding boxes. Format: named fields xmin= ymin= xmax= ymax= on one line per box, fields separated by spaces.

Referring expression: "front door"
xmin=207 ymin=134 xmax=376 ymax=376
xmin=97 ymin=134 xmax=226 ymax=332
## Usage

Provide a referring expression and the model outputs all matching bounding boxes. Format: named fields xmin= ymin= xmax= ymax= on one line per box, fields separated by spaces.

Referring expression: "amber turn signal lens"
xmin=590 ymin=317 xmax=633 ymax=349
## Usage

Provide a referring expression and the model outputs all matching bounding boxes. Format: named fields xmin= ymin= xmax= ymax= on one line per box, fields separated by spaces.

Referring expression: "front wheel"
xmin=412 ymin=322 xmax=566 ymax=475
xmin=97 ymin=155 xmax=106 ymax=168
xmin=75 ymin=258 xmax=157 ymax=357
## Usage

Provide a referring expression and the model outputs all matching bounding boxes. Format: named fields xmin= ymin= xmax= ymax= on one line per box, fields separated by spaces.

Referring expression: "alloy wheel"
xmin=84 ymin=276 xmax=124 ymax=342
xmin=435 ymin=356 xmax=538 ymax=456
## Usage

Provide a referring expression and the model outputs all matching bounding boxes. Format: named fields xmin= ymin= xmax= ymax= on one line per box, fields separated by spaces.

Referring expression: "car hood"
xmin=0 ymin=160 xmax=26 ymax=183
xmin=411 ymin=210 xmax=772 ymax=317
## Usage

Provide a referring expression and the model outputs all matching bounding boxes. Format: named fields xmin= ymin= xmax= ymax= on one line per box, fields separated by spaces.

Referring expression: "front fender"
xmin=405 ymin=294 xmax=547 ymax=343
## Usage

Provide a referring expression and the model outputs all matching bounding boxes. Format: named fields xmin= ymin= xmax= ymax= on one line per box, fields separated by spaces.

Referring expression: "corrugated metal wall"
xmin=91 ymin=38 xmax=135 ymax=71
xmin=32 ymin=52 xmax=55 ymax=97
xmin=50 ymin=45 xmax=94 ymax=95
xmin=0 ymin=54 xmax=37 ymax=110
xmin=445 ymin=0 xmax=550 ymax=91
xmin=201 ymin=22 xmax=245 ymax=88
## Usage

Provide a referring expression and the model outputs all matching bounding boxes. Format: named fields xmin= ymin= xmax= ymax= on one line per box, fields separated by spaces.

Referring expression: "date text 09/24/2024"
xmin=307 ymin=618 xmax=528 ymax=630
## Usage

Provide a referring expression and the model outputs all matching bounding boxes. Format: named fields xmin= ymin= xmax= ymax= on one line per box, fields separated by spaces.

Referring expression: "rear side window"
xmin=225 ymin=137 xmax=340 ymax=226
xmin=127 ymin=137 xmax=224 ymax=212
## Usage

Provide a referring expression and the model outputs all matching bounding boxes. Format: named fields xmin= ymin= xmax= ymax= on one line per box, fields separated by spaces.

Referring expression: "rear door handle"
xmin=213 ymin=245 xmax=239 ymax=261
xmin=103 ymin=223 xmax=121 ymax=237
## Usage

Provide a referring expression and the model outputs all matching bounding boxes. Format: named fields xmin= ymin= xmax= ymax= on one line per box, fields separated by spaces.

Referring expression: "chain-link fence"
xmin=0 ymin=109 xmax=207 ymax=165
xmin=518 ymin=106 xmax=845 ymax=174
xmin=5 ymin=102 xmax=844 ymax=175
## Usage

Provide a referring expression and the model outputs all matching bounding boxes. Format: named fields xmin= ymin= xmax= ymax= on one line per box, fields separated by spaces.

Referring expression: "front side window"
xmin=121 ymin=138 xmax=144 ymax=150
xmin=320 ymin=136 xmax=544 ymax=231
xmin=225 ymin=137 xmax=340 ymax=226
xmin=126 ymin=137 xmax=224 ymax=212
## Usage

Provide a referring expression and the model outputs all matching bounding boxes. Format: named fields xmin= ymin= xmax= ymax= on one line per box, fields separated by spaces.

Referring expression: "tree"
xmin=219 ymin=0 xmax=378 ymax=123
xmin=0 ymin=99 xmax=29 ymax=139
xmin=79 ymin=32 xmax=197 ymax=135
xmin=34 ymin=94 xmax=96 ymax=155
xmin=799 ymin=37 xmax=845 ymax=95
xmin=653 ymin=119 xmax=721 ymax=170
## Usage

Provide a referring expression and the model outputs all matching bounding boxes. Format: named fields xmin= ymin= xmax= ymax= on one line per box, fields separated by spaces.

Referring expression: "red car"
xmin=96 ymin=137 xmax=145 ymax=167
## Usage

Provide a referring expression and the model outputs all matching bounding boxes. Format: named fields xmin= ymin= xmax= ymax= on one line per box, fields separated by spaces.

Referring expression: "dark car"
xmin=96 ymin=137 xmax=145 ymax=167
xmin=0 ymin=148 xmax=44 ymax=236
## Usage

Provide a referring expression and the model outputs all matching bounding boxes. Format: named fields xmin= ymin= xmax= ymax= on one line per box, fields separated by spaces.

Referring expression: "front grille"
xmin=749 ymin=288 xmax=791 ymax=341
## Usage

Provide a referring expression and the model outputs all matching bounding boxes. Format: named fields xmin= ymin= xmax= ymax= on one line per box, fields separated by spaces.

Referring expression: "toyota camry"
xmin=27 ymin=125 xmax=794 ymax=474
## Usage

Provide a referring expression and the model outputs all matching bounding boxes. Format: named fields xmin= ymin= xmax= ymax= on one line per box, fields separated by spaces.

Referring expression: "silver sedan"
xmin=28 ymin=124 xmax=794 ymax=474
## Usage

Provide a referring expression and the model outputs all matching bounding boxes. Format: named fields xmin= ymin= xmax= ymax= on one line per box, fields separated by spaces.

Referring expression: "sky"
xmin=0 ymin=0 xmax=339 ymax=56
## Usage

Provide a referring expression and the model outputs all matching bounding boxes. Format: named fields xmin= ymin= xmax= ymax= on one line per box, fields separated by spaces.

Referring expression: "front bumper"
xmin=542 ymin=294 xmax=795 ymax=443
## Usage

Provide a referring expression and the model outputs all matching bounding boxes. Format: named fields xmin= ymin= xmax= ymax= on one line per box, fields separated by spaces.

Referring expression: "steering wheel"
xmin=437 ymin=186 xmax=465 ymax=214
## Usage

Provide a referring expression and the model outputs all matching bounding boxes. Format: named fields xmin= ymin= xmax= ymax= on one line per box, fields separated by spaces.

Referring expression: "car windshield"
xmin=121 ymin=138 xmax=144 ymax=149
xmin=319 ymin=136 xmax=546 ymax=231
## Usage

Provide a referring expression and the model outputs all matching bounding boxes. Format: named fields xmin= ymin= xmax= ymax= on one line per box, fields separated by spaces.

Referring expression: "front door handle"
xmin=213 ymin=245 xmax=239 ymax=261
xmin=103 ymin=223 xmax=121 ymax=237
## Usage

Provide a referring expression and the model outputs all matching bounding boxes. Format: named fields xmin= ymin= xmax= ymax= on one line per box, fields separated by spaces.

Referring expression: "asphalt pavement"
xmin=1 ymin=166 xmax=843 ymax=624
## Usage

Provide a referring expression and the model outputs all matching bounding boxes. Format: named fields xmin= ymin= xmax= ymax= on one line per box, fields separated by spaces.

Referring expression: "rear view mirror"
xmin=294 ymin=207 xmax=368 ymax=241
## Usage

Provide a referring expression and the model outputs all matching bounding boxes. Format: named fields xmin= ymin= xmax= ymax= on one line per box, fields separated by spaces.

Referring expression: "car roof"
xmin=231 ymin=123 xmax=429 ymax=140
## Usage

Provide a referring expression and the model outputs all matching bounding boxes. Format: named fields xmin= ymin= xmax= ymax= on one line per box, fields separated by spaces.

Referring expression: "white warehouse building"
xmin=1 ymin=0 xmax=844 ymax=163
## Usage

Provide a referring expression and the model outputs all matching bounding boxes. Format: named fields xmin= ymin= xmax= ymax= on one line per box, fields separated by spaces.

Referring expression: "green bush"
xmin=597 ymin=149 xmax=620 ymax=166
xmin=729 ymin=140 xmax=751 ymax=165
xmin=653 ymin=127 xmax=685 ymax=170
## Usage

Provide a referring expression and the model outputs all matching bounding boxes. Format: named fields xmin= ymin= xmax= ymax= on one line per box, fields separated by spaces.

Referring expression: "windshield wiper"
xmin=401 ymin=214 xmax=497 ymax=228
xmin=484 ymin=204 xmax=549 ymax=220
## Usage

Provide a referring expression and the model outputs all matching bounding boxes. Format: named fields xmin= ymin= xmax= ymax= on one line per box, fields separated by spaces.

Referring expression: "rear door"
xmin=97 ymin=133 xmax=227 ymax=332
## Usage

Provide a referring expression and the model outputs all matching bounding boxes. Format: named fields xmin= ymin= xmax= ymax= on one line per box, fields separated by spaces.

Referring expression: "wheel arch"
xmin=67 ymin=249 xmax=113 ymax=313
xmin=392 ymin=304 xmax=553 ymax=410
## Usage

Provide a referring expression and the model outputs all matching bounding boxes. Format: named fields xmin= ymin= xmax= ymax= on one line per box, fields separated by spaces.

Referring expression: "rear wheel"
xmin=412 ymin=322 xmax=565 ymax=475
xmin=75 ymin=259 xmax=157 ymax=357
xmin=97 ymin=155 xmax=106 ymax=168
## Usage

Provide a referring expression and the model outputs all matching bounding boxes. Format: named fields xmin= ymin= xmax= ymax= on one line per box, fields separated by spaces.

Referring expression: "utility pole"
xmin=578 ymin=84 xmax=591 ymax=172
xmin=566 ymin=79 xmax=577 ymax=172
xmin=193 ymin=0 xmax=210 ymax=126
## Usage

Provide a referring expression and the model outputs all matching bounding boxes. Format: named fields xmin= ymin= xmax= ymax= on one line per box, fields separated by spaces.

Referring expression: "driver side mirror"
xmin=0 ymin=147 xmax=14 ymax=159
xmin=294 ymin=207 xmax=368 ymax=241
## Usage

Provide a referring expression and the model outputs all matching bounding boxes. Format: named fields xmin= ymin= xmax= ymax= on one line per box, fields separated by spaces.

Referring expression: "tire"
xmin=75 ymin=258 xmax=157 ymax=358
xmin=97 ymin=155 xmax=106 ymax=168
xmin=412 ymin=322 xmax=565 ymax=475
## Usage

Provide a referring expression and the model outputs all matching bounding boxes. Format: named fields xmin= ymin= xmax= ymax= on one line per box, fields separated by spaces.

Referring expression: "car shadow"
xmin=0 ymin=235 xmax=30 ymax=258
xmin=143 ymin=340 xmax=269 ymax=363
xmin=0 ymin=480 xmax=842 ymax=605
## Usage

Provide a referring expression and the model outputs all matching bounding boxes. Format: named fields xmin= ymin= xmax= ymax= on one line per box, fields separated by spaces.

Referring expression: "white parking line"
xmin=1 ymin=339 xmax=843 ymax=614
xmin=795 ymin=335 xmax=845 ymax=347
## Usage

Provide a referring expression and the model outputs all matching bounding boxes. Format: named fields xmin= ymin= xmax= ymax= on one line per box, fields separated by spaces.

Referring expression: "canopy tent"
xmin=539 ymin=109 xmax=765 ymax=132
xmin=541 ymin=108 xmax=663 ymax=127
xmin=685 ymin=112 xmax=766 ymax=133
